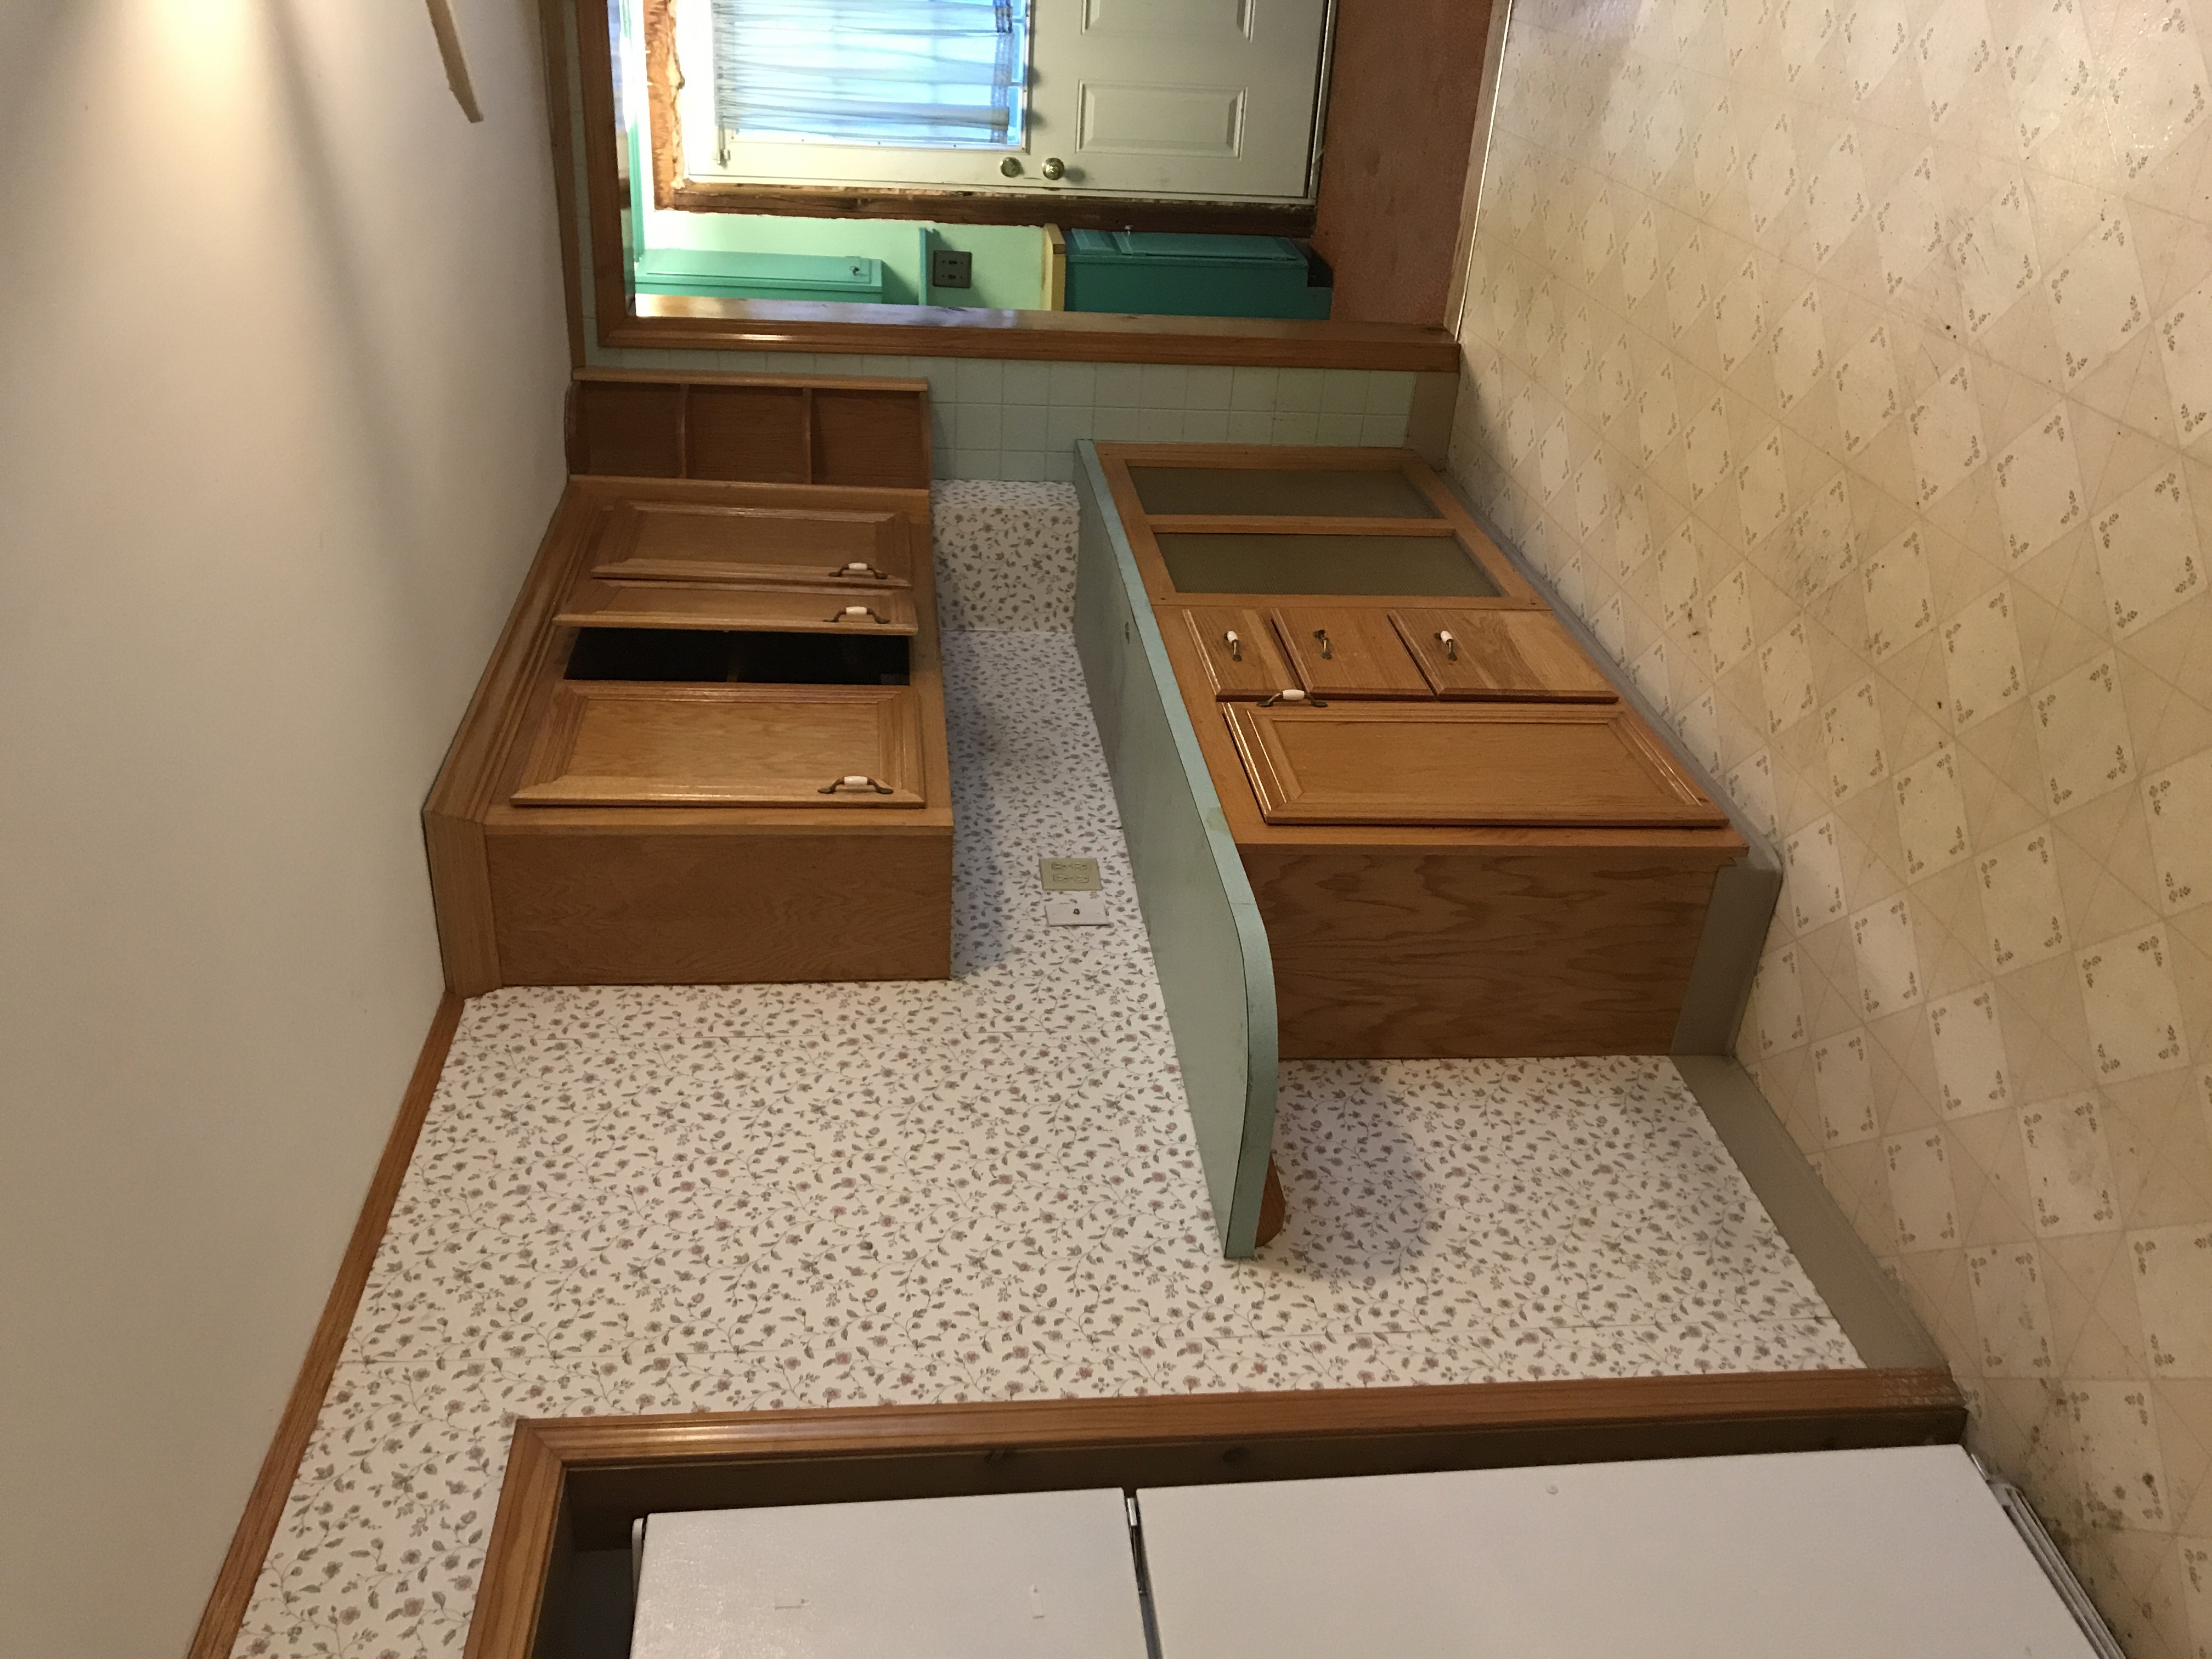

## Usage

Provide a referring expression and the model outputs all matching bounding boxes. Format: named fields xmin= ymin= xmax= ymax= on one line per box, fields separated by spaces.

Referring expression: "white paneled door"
xmin=674 ymin=0 xmax=1333 ymax=202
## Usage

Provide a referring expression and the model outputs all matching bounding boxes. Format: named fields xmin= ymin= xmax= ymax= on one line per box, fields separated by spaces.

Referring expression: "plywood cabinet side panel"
xmin=1247 ymin=847 xmax=1729 ymax=1057
xmin=424 ymin=486 xmax=607 ymax=992
xmin=423 ymin=810 xmax=500 ymax=996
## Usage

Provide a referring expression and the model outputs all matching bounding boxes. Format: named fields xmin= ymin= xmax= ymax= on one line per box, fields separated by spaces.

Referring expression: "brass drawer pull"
xmin=827 ymin=604 xmax=890 ymax=624
xmin=1313 ymin=628 xmax=1333 ymax=659
xmin=1224 ymin=629 xmax=1244 ymax=661
xmin=1259 ymin=688 xmax=1327 ymax=708
xmin=819 ymin=774 xmax=895 ymax=794
xmin=1436 ymin=629 xmax=1459 ymax=661
xmin=833 ymin=561 xmax=891 ymax=580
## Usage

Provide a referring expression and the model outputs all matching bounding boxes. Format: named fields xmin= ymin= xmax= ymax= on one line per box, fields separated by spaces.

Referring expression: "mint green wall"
xmin=644 ymin=206 xmax=1046 ymax=309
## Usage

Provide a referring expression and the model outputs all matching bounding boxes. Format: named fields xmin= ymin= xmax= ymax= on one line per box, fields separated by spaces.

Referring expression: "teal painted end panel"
xmin=1072 ymin=443 xmax=1278 ymax=1258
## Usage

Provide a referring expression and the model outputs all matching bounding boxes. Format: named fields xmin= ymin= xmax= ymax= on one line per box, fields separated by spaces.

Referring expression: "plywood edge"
xmin=189 ymin=995 xmax=466 ymax=1659
xmin=464 ymin=1369 xmax=1963 ymax=1658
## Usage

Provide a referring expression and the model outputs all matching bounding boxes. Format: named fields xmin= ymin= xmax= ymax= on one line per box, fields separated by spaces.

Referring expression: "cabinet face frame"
xmin=1094 ymin=444 xmax=1544 ymax=611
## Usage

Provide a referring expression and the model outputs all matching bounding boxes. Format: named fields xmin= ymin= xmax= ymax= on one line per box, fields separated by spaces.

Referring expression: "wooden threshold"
xmin=470 ymin=1369 xmax=1963 ymax=1657
xmin=186 ymin=993 xmax=466 ymax=1659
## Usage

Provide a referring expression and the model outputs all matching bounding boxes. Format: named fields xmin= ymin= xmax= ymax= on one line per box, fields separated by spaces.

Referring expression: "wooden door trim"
xmin=467 ymin=1369 xmax=1963 ymax=1658
xmin=187 ymin=994 xmax=466 ymax=1659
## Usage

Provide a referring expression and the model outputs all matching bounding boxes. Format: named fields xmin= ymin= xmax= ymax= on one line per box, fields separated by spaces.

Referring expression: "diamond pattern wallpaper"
xmin=1447 ymin=0 xmax=2212 ymax=1648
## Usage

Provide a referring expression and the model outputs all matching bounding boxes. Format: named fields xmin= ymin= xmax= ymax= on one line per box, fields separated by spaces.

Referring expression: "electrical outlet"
xmin=1044 ymin=894 xmax=1111 ymax=926
xmin=929 ymin=248 xmax=973 ymax=289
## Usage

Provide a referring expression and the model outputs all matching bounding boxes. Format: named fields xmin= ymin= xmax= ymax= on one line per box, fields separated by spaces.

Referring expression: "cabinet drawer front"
xmin=589 ymin=500 xmax=913 ymax=586
xmin=1391 ymin=610 xmax=1616 ymax=700
xmin=1223 ymin=703 xmax=1729 ymax=827
xmin=1178 ymin=605 xmax=1299 ymax=698
xmin=514 ymin=684 xmax=926 ymax=807
xmin=556 ymin=579 xmax=918 ymax=635
xmin=1270 ymin=607 xmax=1433 ymax=698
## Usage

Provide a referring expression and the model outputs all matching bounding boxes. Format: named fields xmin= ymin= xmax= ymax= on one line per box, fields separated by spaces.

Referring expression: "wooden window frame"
xmin=559 ymin=0 xmax=1460 ymax=369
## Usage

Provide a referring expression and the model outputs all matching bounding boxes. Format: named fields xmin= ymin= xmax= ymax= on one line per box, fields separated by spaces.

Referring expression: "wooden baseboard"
xmin=185 ymin=992 xmax=466 ymax=1659
xmin=469 ymin=1368 xmax=1965 ymax=1658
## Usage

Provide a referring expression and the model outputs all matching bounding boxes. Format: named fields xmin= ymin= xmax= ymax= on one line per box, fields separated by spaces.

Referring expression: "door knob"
xmin=1041 ymin=157 xmax=1066 ymax=180
xmin=1000 ymin=156 xmax=1023 ymax=176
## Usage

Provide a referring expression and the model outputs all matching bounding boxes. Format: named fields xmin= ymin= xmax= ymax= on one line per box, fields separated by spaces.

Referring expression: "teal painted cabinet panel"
xmin=1073 ymin=443 xmax=1278 ymax=1257
xmin=1063 ymin=232 xmax=1332 ymax=320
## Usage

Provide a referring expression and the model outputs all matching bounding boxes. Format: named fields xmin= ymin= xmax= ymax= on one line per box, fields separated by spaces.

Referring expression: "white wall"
xmin=0 ymin=4 xmax=569 ymax=1654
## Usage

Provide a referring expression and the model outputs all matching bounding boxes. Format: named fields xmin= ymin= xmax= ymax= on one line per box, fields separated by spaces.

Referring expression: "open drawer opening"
xmin=566 ymin=628 xmax=911 ymax=686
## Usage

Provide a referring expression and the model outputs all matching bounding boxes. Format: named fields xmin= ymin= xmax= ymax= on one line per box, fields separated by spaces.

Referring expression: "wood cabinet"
xmin=1389 ymin=609 xmax=1616 ymax=700
xmin=425 ymin=372 xmax=951 ymax=992
xmin=1269 ymin=606 xmax=1431 ymax=698
xmin=514 ymin=684 xmax=928 ymax=808
xmin=1101 ymin=442 xmax=1746 ymax=1058
xmin=1223 ymin=702 xmax=1730 ymax=828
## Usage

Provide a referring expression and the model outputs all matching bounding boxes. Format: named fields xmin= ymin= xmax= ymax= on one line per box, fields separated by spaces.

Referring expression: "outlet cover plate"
xmin=1040 ymin=857 xmax=1101 ymax=891
xmin=929 ymin=249 xmax=973 ymax=289
xmin=1044 ymin=895 xmax=1111 ymax=926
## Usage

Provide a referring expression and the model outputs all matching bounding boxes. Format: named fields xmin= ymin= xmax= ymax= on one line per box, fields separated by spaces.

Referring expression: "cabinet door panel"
xmin=1391 ymin=610 xmax=1617 ymax=700
xmin=1222 ymin=703 xmax=1729 ymax=827
xmin=1269 ymin=607 xmax=1432 ymax=699
xmin=513 ymin=684 xmax=926 ymax=808
xmin=589 ymin=501 xmax=912 ymax=587
xmin=1177 ymin=605 xmax=1300 ymax=698
xmin=556 ymin=579 xmax=917 ymax=635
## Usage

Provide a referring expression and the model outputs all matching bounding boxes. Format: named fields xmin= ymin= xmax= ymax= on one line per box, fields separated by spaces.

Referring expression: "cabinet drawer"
xmin=513 ymin=684 xmax=926 ymax=808
xmin=1223 ymin=702 xmax=1729 ymax=828
xmin=1177 ymin=605 xmax=1299 ymax=699
xmin=557 ymin=579 xmax=917 ymax=635
xmin=588 ymin=500 xmax=913 ymax=587
xmin=1271 ymin=607 xmax=1432 ymax=699
xmin=1391 ymin=610 xmax=1616 ymax=700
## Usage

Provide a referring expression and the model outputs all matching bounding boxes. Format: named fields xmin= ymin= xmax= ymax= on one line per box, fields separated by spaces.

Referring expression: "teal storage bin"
xmin=1062 ymin=231 xmax=1331 ymax=320
xmin=633 ymin=248 xmax=886 ymax=304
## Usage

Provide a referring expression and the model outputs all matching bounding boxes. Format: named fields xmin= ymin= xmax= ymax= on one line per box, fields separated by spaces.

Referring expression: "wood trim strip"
xmin=611 ymin=300 xmax=1462 ymax=370
xmin=466 ymin=1368 xmax=1963 ymax=1658
xmin=669 ymin=180 xmax=1320 ymax=237
xmin=187 ymin=993 xmax=467 ymax=1659
xmin=1142 ymin=516 xmax=1463 ymax=537
xmin=537 ymin=0 xmax=586 ymax=370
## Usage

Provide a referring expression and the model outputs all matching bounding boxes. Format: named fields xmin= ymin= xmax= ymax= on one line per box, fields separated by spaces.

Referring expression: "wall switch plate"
xmin=1044 ymin=894 xmax=1110 ymax=926
xmin=1040 ymin=857 xmax=1101 ymax=891
xmin=929 ymin=248 xmax=973 ymax=289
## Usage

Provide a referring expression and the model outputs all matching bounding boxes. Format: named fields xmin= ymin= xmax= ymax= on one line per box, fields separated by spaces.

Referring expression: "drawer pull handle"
xmin=828 ymin=604 xmax=890 ymax=624
xmin=1224 ymin=629 xmax=1243 ymax=661
xmin=820 ymin=774 xmax=895 ymax=794
xmin=834 ymin=561 xmax=891 ymax=580
xmin=1313 ymin=628 xmax=1333 ymax=659
xmin=1436 ymin=629 xmax=1459 ymax=661
xmin=1259 ymin=688 xmax=1327 ymax=708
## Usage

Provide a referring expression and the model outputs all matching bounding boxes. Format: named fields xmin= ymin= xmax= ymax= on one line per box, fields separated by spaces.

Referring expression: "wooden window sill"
xmin=613 ymin=294 xmax=1462 ymax=371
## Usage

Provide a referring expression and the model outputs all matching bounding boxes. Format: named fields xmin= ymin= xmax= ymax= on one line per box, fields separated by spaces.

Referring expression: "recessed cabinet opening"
xmin=1130 ymin=466 xmax=1441 ymax=518
xmin=566 ymin=627 xmax=911 ymax=685
xmin=1155 ymin=533 xmax=1504 ymax=597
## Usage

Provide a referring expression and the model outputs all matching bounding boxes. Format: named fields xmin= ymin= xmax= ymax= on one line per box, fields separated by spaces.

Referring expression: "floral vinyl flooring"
xmin=230 ymin=630 xmax=1854 ymax=1658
